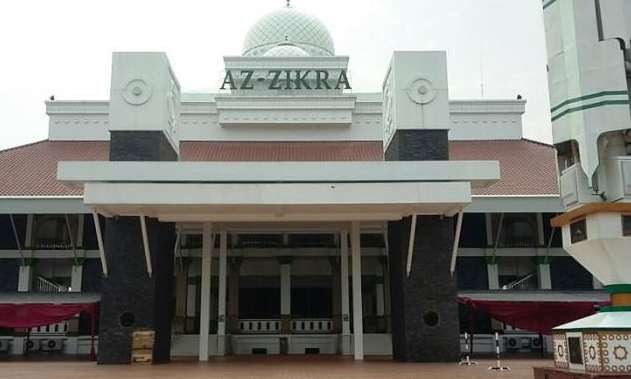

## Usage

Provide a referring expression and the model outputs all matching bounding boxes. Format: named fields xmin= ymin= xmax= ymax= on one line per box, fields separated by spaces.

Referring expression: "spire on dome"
xmin=286 ymin=0 xmax=291 ymax=8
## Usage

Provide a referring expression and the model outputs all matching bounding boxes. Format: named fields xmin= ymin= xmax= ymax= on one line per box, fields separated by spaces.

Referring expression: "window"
xmin=570 ymin=219 xmax=587 ymax=243
xmin=568 ymin=337 xmax=583 ymax=364
xmin=623 ymin=216 xmax=631 ymax=236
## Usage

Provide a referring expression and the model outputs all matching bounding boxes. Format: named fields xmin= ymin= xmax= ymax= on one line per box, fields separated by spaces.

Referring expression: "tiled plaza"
xmin=0 ymin=357 xmax=550 ymax=379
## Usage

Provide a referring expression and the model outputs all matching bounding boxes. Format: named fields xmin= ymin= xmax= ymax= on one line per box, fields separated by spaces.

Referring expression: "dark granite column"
xmin=97 ymin=131 xmax=177 ymax=364
xmin=385 ymin=129 xmax=460 ymax=362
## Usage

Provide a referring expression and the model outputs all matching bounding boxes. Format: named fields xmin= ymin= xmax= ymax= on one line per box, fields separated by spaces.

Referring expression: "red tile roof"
xmin=0 ymin=139 xmax=558 ymax=197
xmin=449 ymin=139 xmax=559 ymax=196
xmin=0 ymin=141 xmax=109 ymax=197
xmin=182 ymin=141 xmax=384 ymax=162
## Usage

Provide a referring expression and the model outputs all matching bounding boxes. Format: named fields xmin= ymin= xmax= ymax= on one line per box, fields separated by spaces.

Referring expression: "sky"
xmin=0 ymin=0 xmax=552 ymax=150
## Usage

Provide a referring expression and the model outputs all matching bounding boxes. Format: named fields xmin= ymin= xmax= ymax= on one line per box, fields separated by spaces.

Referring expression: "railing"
xmin=501 ymin=272 xmax=538 ymax=290
xmin=239 ymin=319 xmax=281 ymax=334
xmin=238 ymin=318 xmax=334 ymax=334
xmin=36 ymin=276 xmax=68 ymax=293
xmin=34 ymin=239 xmax=73 ymax=250
xmin=291 ymin=319 xmax=333 ymax=334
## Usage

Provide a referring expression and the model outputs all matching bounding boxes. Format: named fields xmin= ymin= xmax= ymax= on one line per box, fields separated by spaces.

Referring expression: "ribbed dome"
xmin=263 ymin=44 xmax=309 ymax=57
xmin=242 ymin=5 xmax=335 ymax=57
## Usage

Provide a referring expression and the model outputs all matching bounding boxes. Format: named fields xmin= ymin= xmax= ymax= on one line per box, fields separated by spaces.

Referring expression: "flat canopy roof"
xmin=58 ymin=160 xmax=499 ymax=222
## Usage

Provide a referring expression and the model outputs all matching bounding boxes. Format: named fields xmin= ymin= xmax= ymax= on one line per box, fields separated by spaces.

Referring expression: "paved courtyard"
xmin=0 ymin=356 xmax=550 ymax=379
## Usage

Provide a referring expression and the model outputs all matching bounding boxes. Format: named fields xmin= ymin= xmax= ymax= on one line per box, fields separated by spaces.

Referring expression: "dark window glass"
xmin=288 ymin=234 xmax=336 ymax=248
xmin=568 ymin=337 xmax=583 ymax=364
xmin=623 ymin=216 xmax=631 ymax=237
xmin=238 ymin=234 xmax=283 ymax=248
xmin=570 ymin=219 xmax=587 ymax=243
xmin=360 ymin=234 xmax=385 ymax=248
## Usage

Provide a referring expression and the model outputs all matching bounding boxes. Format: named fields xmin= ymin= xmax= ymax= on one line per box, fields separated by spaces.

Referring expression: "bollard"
xmin=458 ymin=332 xmax=478 ymax=365
xmin=488 ymin=331 xmax=510 ymax=371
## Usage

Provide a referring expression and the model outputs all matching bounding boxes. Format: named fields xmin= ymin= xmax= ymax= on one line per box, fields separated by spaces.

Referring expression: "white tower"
xmin=543 ymin=0 xmax=631 ymax=375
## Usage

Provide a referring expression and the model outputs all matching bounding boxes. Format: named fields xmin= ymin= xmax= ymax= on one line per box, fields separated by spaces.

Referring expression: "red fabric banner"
xmin=458 ymin=297 xmax=606 ymax=334
xmin=0 ymin=303 xmax=97 ymax=329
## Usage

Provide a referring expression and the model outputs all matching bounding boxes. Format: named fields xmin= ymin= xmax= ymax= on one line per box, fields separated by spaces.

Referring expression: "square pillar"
xmin=279 ymin=257 xmax=292 ymax=335
xmin=487 ymin=263 xmax=500 ymax=290
xmin=340 ymin=231 xmax=351 ymax=355
xmin=350 ymin=222 xmax=363 ymax=360
xmin=537 ymin=263 xmax=552 ymax=290
xmin=70 ymin=265 xmax=83 ymax=292
xmin=199 ymin=223 xmax=213 ymax=361
xmin=18 ymin=265 xmax=32 ymax=292
xmin=387 ymin=216 xmax=460 ymax=362
xmin=217 ymin=231 xmax=228 ymax=356
xmin=98 ymin=216 xmax=175 ymax=364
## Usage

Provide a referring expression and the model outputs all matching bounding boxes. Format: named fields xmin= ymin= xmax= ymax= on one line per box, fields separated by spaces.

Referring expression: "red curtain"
xmin=458 ymin=297 xmax=606 ymax=334
xmin=0 ymin=303 xmax=97 ymax=329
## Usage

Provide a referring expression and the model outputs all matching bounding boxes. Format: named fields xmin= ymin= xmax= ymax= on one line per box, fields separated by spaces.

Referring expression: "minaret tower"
xmin=541 ymin=0 xmax=631 ymax=376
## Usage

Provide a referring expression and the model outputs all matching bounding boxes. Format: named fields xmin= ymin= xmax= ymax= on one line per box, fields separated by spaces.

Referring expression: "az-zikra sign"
xmin=221 ymin=69 xmax=351 ymax=90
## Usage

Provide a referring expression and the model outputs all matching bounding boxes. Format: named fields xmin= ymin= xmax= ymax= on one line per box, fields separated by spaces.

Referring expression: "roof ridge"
xmin=0 ymin=139 xmax=49 ymax=154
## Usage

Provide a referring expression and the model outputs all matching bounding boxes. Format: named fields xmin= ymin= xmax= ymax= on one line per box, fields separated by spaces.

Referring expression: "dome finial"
xmin=286 ymin=0 xmax=291 ymax=8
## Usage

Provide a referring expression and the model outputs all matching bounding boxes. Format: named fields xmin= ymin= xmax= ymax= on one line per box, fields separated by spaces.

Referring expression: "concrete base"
xmin=533 ymin=367 xmax=631 ymax=379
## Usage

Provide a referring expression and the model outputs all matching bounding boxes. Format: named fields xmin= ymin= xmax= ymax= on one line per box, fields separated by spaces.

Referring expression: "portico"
xmin=57 ymin=159 xmax=498 ymax=361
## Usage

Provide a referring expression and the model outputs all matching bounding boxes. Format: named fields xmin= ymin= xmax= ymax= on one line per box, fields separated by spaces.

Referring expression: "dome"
xmin=242 ymin=4 xmax=335 ymax=57
xmin=263 ymin=44 xmax=309 ymax=57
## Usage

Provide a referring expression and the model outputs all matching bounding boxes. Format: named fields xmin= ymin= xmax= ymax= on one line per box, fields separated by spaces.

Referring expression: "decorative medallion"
xmin=407 ymin=78 xmax=436 ymax=104
xmin=614 ymin=346 xmax=628 ymax=361
xmin=122 ymin=79 xmax=152 ymax=105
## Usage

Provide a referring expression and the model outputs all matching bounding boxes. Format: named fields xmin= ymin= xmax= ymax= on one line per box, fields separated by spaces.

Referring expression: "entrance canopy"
xmin=57 ymin=161 xmax=499 ymax=222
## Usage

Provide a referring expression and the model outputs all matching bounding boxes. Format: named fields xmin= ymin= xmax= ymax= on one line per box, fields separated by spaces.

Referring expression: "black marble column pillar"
xmin=385 ymin=129 xmax=460 ymax=362
xmin=97 ymin=131 xmax=177 ymax=364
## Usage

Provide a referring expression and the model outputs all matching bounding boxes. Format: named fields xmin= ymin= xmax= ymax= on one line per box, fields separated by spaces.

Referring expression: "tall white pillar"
xmin=350 ymin=222 xmax=363 ymax=360
xmin=25 ymin=214 xmax=34 ymax=248
xmin=487 ymin=263 xmax=500 ymax=290
xmin=18 ymin=265 xmax=32 ymax=292
xmin=537 ymin=263 xmax=552 ymax=290
xmin=536 ymin=213 xmax=545 ymax=246
xmin=280 ymin=258 xmax=292 ymax=334
xmin=217 ymin=231 xmax=228 ymax=356
xmin=485 ymin=213 xmax=494 ymax=247
xmin=70 ymin=265 xmax=83 ymax=292
xmin=340 ymin=231 xmax=351 ymax=354
xmin=76 ymin=214 xmax=85 ymax=248
xmin=199 ymin=223 xmax=213 ymax=362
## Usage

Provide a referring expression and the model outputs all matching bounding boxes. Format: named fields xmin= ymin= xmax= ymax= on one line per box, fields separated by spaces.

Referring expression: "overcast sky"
xmin=0 ymin=0 xmax=551 ymax=150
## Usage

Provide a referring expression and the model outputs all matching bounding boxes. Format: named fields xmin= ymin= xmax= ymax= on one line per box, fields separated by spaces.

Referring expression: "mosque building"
xmin=0 ymin=2 xmax=605 ymax=364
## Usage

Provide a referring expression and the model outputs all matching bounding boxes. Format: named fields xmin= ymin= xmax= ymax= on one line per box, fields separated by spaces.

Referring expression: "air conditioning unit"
xmin=40 ymin=339 xmax=64 ymax=352
xmin=504 ymin=337 xmax=519 ymax=352
xmin=0 ymin=339 xmax=10 ymax=352
xmin=532 ymin=336 xmax=543 ymax=349
xmin=25 ymin=339 xmax=39 ymax=352
xmin=521 ymin=337 xmax=532 ymax=349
